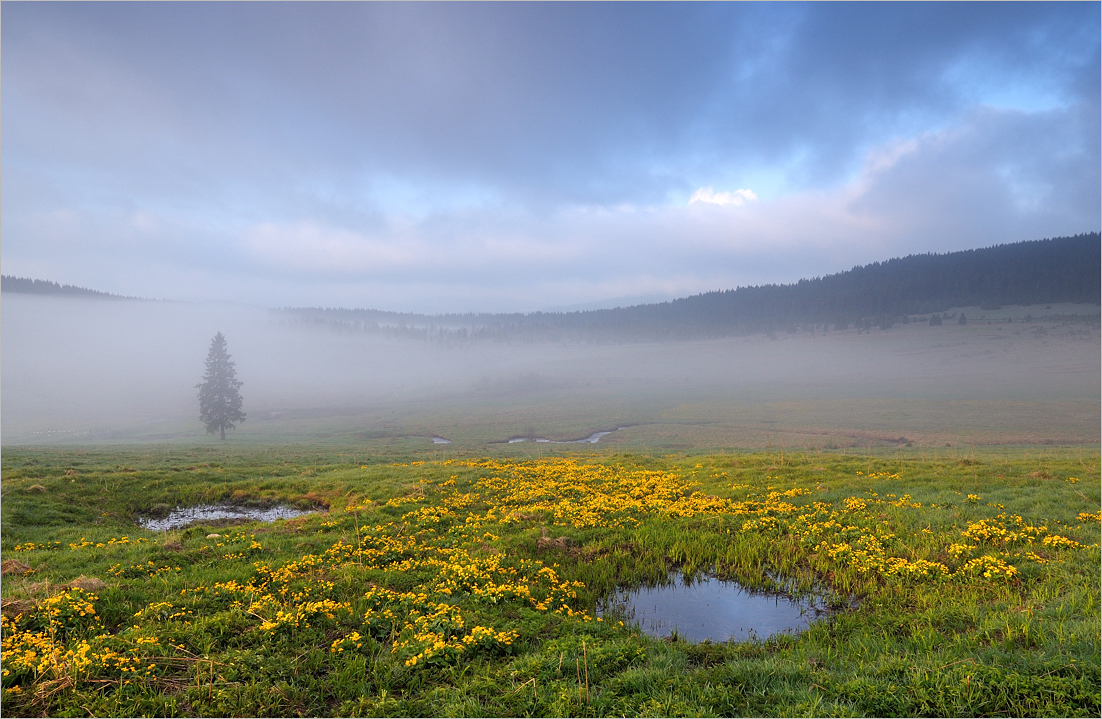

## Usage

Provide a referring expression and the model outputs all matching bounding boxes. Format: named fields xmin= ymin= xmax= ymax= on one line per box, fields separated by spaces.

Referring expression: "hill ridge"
xmin=0 ymin=275 xmax=141 ymax=300
xmin=277 ymin=232 xmax=1100 ymax=341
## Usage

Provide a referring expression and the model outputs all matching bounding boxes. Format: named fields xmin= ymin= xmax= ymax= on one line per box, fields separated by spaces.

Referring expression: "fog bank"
xmin=2 ymin=295 xmax=1098 ymax=445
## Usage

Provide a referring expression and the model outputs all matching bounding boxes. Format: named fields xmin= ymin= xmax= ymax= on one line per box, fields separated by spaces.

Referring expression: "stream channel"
xmin=508 ymin=429 xmax=617 ymax=444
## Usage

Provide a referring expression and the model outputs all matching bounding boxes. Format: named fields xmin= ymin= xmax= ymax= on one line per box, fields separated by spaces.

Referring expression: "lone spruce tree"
xmin=197 ymin=332 xmax=245 ymax=439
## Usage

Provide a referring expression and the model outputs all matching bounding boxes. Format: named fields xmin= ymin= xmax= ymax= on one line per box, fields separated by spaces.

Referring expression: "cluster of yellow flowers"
xmin=959 ymin=512 xmax=1087 ymax=556
xmin=1041 ymin=534 xmax=1083 ymax=549
xmin=946 ymin=543 xmax=975 ymax=559
xmin=330 ymin=631 xmax=362 ymax=653
xmin=10 ymin=541 xmax=63 ymax=552
xmin=398 ymin=625 xmax=518 ymax=668
xmin=64 ymin=536 xmax=149 ymax=551
xmin=2 ymin=618 xmax=159 ymax=685
xmin=253 ymin=597 xmax=351 ymax=632
xmin=458 ymin=458 xmax=733 ymax=528
xmin=784 ymin=495 xmax=1090 ymax=580
xmin=855 ymin=470 xmax=902 ymax=480
xmin=957 ymin=555 xmax=1019 ymax=579
xmin=448 ymin=460 xmax=1092 ymax=586
xmin=1 ymin=457 xmax=1094 ymax=703
xmin=442 ymin=459 xmax=1094 ymax=588
xmin=1 ymin=622 xmax=92 ymax=678
xmin=1 ymin=589 xmax=104 ymax=681
xmin=133 ymin=601 xmax=192 ymax=622
xmin=109 ymin=561 xmax=182 ymax=578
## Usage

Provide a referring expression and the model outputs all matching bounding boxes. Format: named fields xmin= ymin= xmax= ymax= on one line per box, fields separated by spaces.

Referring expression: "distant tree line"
xmin=0 ymin=275 xmax=138 ymax=300
xmin=276 ymin=233 xmax=1100 ymax=342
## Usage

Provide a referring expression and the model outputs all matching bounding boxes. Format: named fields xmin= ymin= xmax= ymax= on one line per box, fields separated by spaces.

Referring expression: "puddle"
xmin=432 ymin=437 xmax=451 ymax=444
xmin=599 ymin=572 xmax=830 ymax=643
xmin=139 ymin=504 xmax=320 ymax=532
xmin=508 ymin=429 xmax=618 ymax=444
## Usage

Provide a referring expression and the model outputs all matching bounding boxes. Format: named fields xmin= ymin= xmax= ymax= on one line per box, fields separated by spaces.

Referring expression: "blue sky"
xmin=2 ymin=1 xmax=1098 ymax=312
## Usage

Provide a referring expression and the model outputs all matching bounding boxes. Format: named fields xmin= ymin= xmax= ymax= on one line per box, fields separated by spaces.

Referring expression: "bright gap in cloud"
xmin=360 ymin=174 xmax=505 ymax=219
xmin=688 ymin=187 xmax=759 ymax=206
xmin=940 ymin=54 xmax=1072 ymax=115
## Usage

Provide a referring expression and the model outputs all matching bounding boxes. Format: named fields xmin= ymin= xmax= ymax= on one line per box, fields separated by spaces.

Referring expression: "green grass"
xmin=2 ymin=445 xmax=1099 ymax=717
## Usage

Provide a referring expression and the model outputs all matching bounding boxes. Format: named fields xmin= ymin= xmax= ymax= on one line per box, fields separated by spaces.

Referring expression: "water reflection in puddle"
xmin=139 ymin=504 xmax=319 ymax=532
xmin=599 ymin=573 xmax=829 ymax=643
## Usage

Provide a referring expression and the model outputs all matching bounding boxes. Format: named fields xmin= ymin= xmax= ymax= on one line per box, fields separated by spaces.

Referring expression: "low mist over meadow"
xmin=3 ymin=288 xmax=1098 ymax=448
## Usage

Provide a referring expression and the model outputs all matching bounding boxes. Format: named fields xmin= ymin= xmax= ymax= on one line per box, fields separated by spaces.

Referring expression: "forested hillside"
xmin=278 ymin=233 xmax=1100 ymax=341
xmin=6 ymin=234 xmax=1097 ymax=341
xmin=0 ymin=276 xmax=137 ymax=300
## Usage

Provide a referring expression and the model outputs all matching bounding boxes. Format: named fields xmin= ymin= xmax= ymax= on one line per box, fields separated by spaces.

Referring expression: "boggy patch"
xmin=137 ymin=503 xmax=323 ymax=532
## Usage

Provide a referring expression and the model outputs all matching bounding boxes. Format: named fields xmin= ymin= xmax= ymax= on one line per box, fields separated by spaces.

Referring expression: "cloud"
xmin=130 ymin=211 xmax=160 ymax=234
xmin=0 ymin=3 xmax=1098 ymax=311
xmin=2 ymin=103 xmax=1097 ymax=313
xmin=245 ymin=222 xmax=422 ymax=275
xmin=239 ymin=102 xmax=1096 ymax=311
xmin=3 ymin=2 xmax=1096 ymax=205
xmin=689 ymin=187 xmax=759 ymax=207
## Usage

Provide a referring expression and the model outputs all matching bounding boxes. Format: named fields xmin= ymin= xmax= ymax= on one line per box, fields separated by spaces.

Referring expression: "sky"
xmin=2 ymin=1 xmax=1099 ymax=313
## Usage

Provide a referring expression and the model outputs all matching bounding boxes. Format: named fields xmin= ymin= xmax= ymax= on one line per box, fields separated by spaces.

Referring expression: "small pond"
xmin=431 ymin=437 xmax=451 ymax=444
xmin=598 ymin=572 xmax=830 ymax=643
xmin=139 ymin=504 xmax=320 ymax=532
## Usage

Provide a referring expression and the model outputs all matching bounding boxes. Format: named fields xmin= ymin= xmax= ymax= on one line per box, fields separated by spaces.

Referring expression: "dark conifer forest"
xmin=0 ymin=276 xmax=136 ymax=300
xmin=275 ymin=233 xmax=1101 ymax=341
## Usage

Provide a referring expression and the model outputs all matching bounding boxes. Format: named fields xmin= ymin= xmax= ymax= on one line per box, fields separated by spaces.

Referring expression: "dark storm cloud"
xmin=1 ymin=2 xmax=1098 ymax=310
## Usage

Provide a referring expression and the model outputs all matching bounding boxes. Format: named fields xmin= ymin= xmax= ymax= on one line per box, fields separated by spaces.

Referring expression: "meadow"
xmin=1 ymin=444 xmax=1099 ymax=717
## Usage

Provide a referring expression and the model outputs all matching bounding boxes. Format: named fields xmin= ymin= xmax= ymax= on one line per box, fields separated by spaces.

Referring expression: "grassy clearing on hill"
xmin=1 ymin=446 xmax=1099 ymax=717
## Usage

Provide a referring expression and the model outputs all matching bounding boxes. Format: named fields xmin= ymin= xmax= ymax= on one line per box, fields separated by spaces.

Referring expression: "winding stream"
xmin=508 ymin=428 xmax=619 ymax=444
